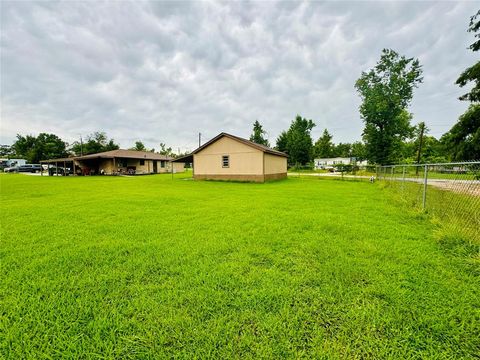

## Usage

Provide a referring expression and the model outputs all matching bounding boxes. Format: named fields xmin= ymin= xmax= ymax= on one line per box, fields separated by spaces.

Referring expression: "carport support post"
xmin=113 ymin=157 xmax=116 ymax=175
xmin=56 ymin=161 xmax=58 ymax=176
xmin=422 ymin=165 xmax=428 ymax=210
xmin=73 ymin=162 xmax=76 ymax=176
xmin=64 ymin=161 xmax=66 ymax=176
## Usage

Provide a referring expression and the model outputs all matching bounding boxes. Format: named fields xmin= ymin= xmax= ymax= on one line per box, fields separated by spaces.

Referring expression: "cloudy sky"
xmin=1 ymin=1 xmax=478 ymax=152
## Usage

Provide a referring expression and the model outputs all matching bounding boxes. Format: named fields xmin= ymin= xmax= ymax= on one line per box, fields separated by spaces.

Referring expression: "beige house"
xmin=41 ymin=149 xmax=185 ymax=175
xmin=179 ymin=132 xmax=287 ymax=182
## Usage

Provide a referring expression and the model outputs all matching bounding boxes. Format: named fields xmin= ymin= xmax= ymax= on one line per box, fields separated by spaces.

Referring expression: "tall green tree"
xmin=350 ymin=141 xmax=367 ymax=161
xmin=12 ymin=133 xmax=68 ymax=163
xmin=249 ymin=120 xmax=270 ymax=147
xmin=158 ymin=143 xmax=174 ymax=156
xmin=278 ymin=115 xmax=315 ymax=165
xmin=332 ymin=143 xmax=352 ymax=158
xmin=131 ymin=141 xmax=146 ymax=151
xmin=441 ymin=11 xmax=480 ymax=160
xmin=456 ymin=10 xmax=480 ymax=102
xmin=314 ymin=129 xmax=334 ymax=158
xmin=441 ymin=105 xmax=480 ymax=160
xmin=355 ymin=49 xmax=423 ymax=165
xmin=275 ymin=131 xmax=288 ymax=153
xmin=0 ymin=145 xmax=15 ymax=157
xmin=70 ymin=132 xmax=119 ymax=156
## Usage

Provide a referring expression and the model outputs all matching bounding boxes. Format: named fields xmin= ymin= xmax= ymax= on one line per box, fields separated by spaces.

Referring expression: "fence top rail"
xmin=378 ymin=161 xmax=480 ymax=168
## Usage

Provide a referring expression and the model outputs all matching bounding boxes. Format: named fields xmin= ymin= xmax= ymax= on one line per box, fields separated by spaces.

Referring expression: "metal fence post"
xmin=422 ymin=165 xmax=428 ymax=210
xmin=402 ymin=166 xmax=406 ymax=191
xmin=391 ymin=166 xmax=394 ymax=182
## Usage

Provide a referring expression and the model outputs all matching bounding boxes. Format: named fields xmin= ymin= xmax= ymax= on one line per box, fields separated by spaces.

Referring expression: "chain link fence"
xmin=376 ymin=161 xmax=480 ymax=243
xmin=289 ymin=161 xmax=480 ymax=243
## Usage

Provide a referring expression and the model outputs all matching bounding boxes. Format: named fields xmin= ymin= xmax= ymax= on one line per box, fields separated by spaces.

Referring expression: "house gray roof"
xmin=192 ymin=132 xmax=288 ymax=157
xmin=74 ymin=149 xmax=173 ymax=161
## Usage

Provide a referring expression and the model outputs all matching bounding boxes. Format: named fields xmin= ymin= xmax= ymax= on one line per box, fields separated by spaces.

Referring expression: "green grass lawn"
xmin=1 ymin=174 xmax=479 ymax=359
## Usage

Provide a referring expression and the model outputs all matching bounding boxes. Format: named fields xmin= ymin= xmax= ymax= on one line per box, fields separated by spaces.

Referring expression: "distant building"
xmin=314 ymin=157 xmax=367 ymax=170
xmin=41 ymin=149 xmax=185 ymax=176
xmin=174 ymin=132 xmax=288 ymax=182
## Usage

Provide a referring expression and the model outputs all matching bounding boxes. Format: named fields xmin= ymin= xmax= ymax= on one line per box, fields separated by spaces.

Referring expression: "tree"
xmin=12 ymin=133 xmax=68 ymax=163
xmin=456 ymin=10 xmax=480 ymax=102
xmin=441 ymin=11 xmax=480 ymax=161
xmin=278 ymin=115 xmax=315 ymax=165
xmin=70 ymin=132 xmax=119 ymax=156
xmin=249 ymin=120 xmax=270 ymax=147
xmin=350 ymin=141 xmax=366 ymax=161
xmin=0 ymin=145 xmax=15 ymax=157
xmin=275 ymin=131 xmax=288 ymax=153
xmin=158 ymin=143 xmax=174 ymax=156
xmin=441 ymin=104 xmax=480 ymax=160
xmin=355 ymin=49 xmax=423 ymax=165
xmin=332 ymin=143 xmax=352 ymax=158
xmin=314 ymin=129 xmax=334 ymax=158
xmin=131 ymin=141 xmax=146 ymax=152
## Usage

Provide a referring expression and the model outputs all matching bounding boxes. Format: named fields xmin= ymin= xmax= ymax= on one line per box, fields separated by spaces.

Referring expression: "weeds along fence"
xmin=376 ymin=161 xmax=480 ymax=243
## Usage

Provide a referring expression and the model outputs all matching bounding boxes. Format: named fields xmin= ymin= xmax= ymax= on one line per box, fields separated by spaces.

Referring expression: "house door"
xmin=153 ymin=161 xmax=158 ymax=173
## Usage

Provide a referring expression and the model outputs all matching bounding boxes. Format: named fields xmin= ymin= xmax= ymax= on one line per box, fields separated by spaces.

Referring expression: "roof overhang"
xmin=40 ymin=158 xmax=76 ymax=163
xmin=172 ymin=154 xmax=193 ymax=163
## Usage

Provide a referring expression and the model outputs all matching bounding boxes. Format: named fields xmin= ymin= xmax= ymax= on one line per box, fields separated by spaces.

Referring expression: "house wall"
xmin=89 ymin=158 xmax=176 ymax=175
xmin=194 ymin=136 xmax=264 ymax=178
xmin=172 ymin=162 xmax=185 ymax=173
xmin=264 ymin=153 xmax=287 ymax=175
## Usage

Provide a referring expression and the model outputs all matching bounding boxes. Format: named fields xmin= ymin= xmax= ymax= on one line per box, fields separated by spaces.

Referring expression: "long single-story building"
xmin=314 ymin=157 xmax=368 ymax=170
xmin=41 ymin=149 xmax=185 ymax=175
xmin=174 ymin=132 xmax=287 ymax=182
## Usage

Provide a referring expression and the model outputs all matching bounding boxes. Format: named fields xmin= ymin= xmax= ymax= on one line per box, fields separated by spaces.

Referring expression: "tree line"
xmin=3 ymin=12 xmax=478 ymax=166
xmin=248 ymin=11 xmax=479 ymax=166
xmin=0 ymin=131 xmax=177 ymax=164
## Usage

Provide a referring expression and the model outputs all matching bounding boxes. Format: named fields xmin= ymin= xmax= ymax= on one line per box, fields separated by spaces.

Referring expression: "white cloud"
xmin=0 ymin=1 xmax=477 ymax=151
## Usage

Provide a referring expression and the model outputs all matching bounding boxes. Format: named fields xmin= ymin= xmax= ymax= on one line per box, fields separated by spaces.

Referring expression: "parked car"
xmin=48 ymin=166 xmax=73 ymax=176
xmin=18 ymin=164 xmax=42 ymax=173
xmin=4 ymin=166 xmax=19 ymax=173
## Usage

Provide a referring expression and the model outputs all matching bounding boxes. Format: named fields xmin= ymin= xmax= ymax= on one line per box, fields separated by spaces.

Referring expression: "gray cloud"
xmin=1 ymin=1 xmax=477 ymax=152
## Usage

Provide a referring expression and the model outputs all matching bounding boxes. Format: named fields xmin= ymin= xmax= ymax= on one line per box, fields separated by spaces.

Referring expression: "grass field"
xmin=1 ymin=174 xmax=479 ymax=359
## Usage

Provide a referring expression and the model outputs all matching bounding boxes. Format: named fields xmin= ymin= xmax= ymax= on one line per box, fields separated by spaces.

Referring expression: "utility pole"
xmin=80 ymin=135 xmax=84 ymax=156
xmin=415 ymin=122 xmax=425 ymax=176
xmin=198 ymin=132 xmax=201 ymax=148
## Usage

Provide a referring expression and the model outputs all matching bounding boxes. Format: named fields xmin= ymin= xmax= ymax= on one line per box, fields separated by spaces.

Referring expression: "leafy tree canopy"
xmin=314 ymin=129 xmax=334 ymax=158
xmin=158 ymin=143 xmax=174 ymax=156
xmin=355 ymin=49 xmax=422 ymax=165
xmin=456 ymin=10 xmax=480 ymax=102
xmin=276 ymin=115 xmax=315 ymax=165
xmin=13 ymin=133 xmax=68 ymax=163
xmin=249 ymin=120 xmax=270 ymax=147
xmin=441 ymin=104 xmax=480 ymax=161
xmin=275 ymin=131 xmax=288 ymax=153
xmin=70 ymin=132 xmax=119 ymax=156
xmin=130 ymin=141 xmax=146 ymax=152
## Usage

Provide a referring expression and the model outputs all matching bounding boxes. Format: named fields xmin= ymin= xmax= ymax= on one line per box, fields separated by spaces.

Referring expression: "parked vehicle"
xmin=18 ymin=164 xmax=42 ymax=173
xmin=48 ymin=166 xmax=73 ymax=176
xmin=4 ymin=166 xmax=19 ymax=173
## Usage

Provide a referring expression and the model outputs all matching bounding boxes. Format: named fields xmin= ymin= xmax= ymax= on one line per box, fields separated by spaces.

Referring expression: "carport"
xmin=40 ymin=158 xmax=76 ymax=176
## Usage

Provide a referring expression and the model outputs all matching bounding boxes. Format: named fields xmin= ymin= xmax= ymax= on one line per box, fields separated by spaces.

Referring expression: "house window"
xmin=222 ymin=155 xmax=229 ymax=168
xmin=140 ymin=159 xmax=145 ymax=165
xmin=160 ymin=160 xmax=165 ymax=168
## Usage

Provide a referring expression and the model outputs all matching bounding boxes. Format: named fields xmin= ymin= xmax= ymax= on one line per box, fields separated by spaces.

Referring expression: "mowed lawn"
xmin=1 ymin=174 xmax=479 ymax=359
